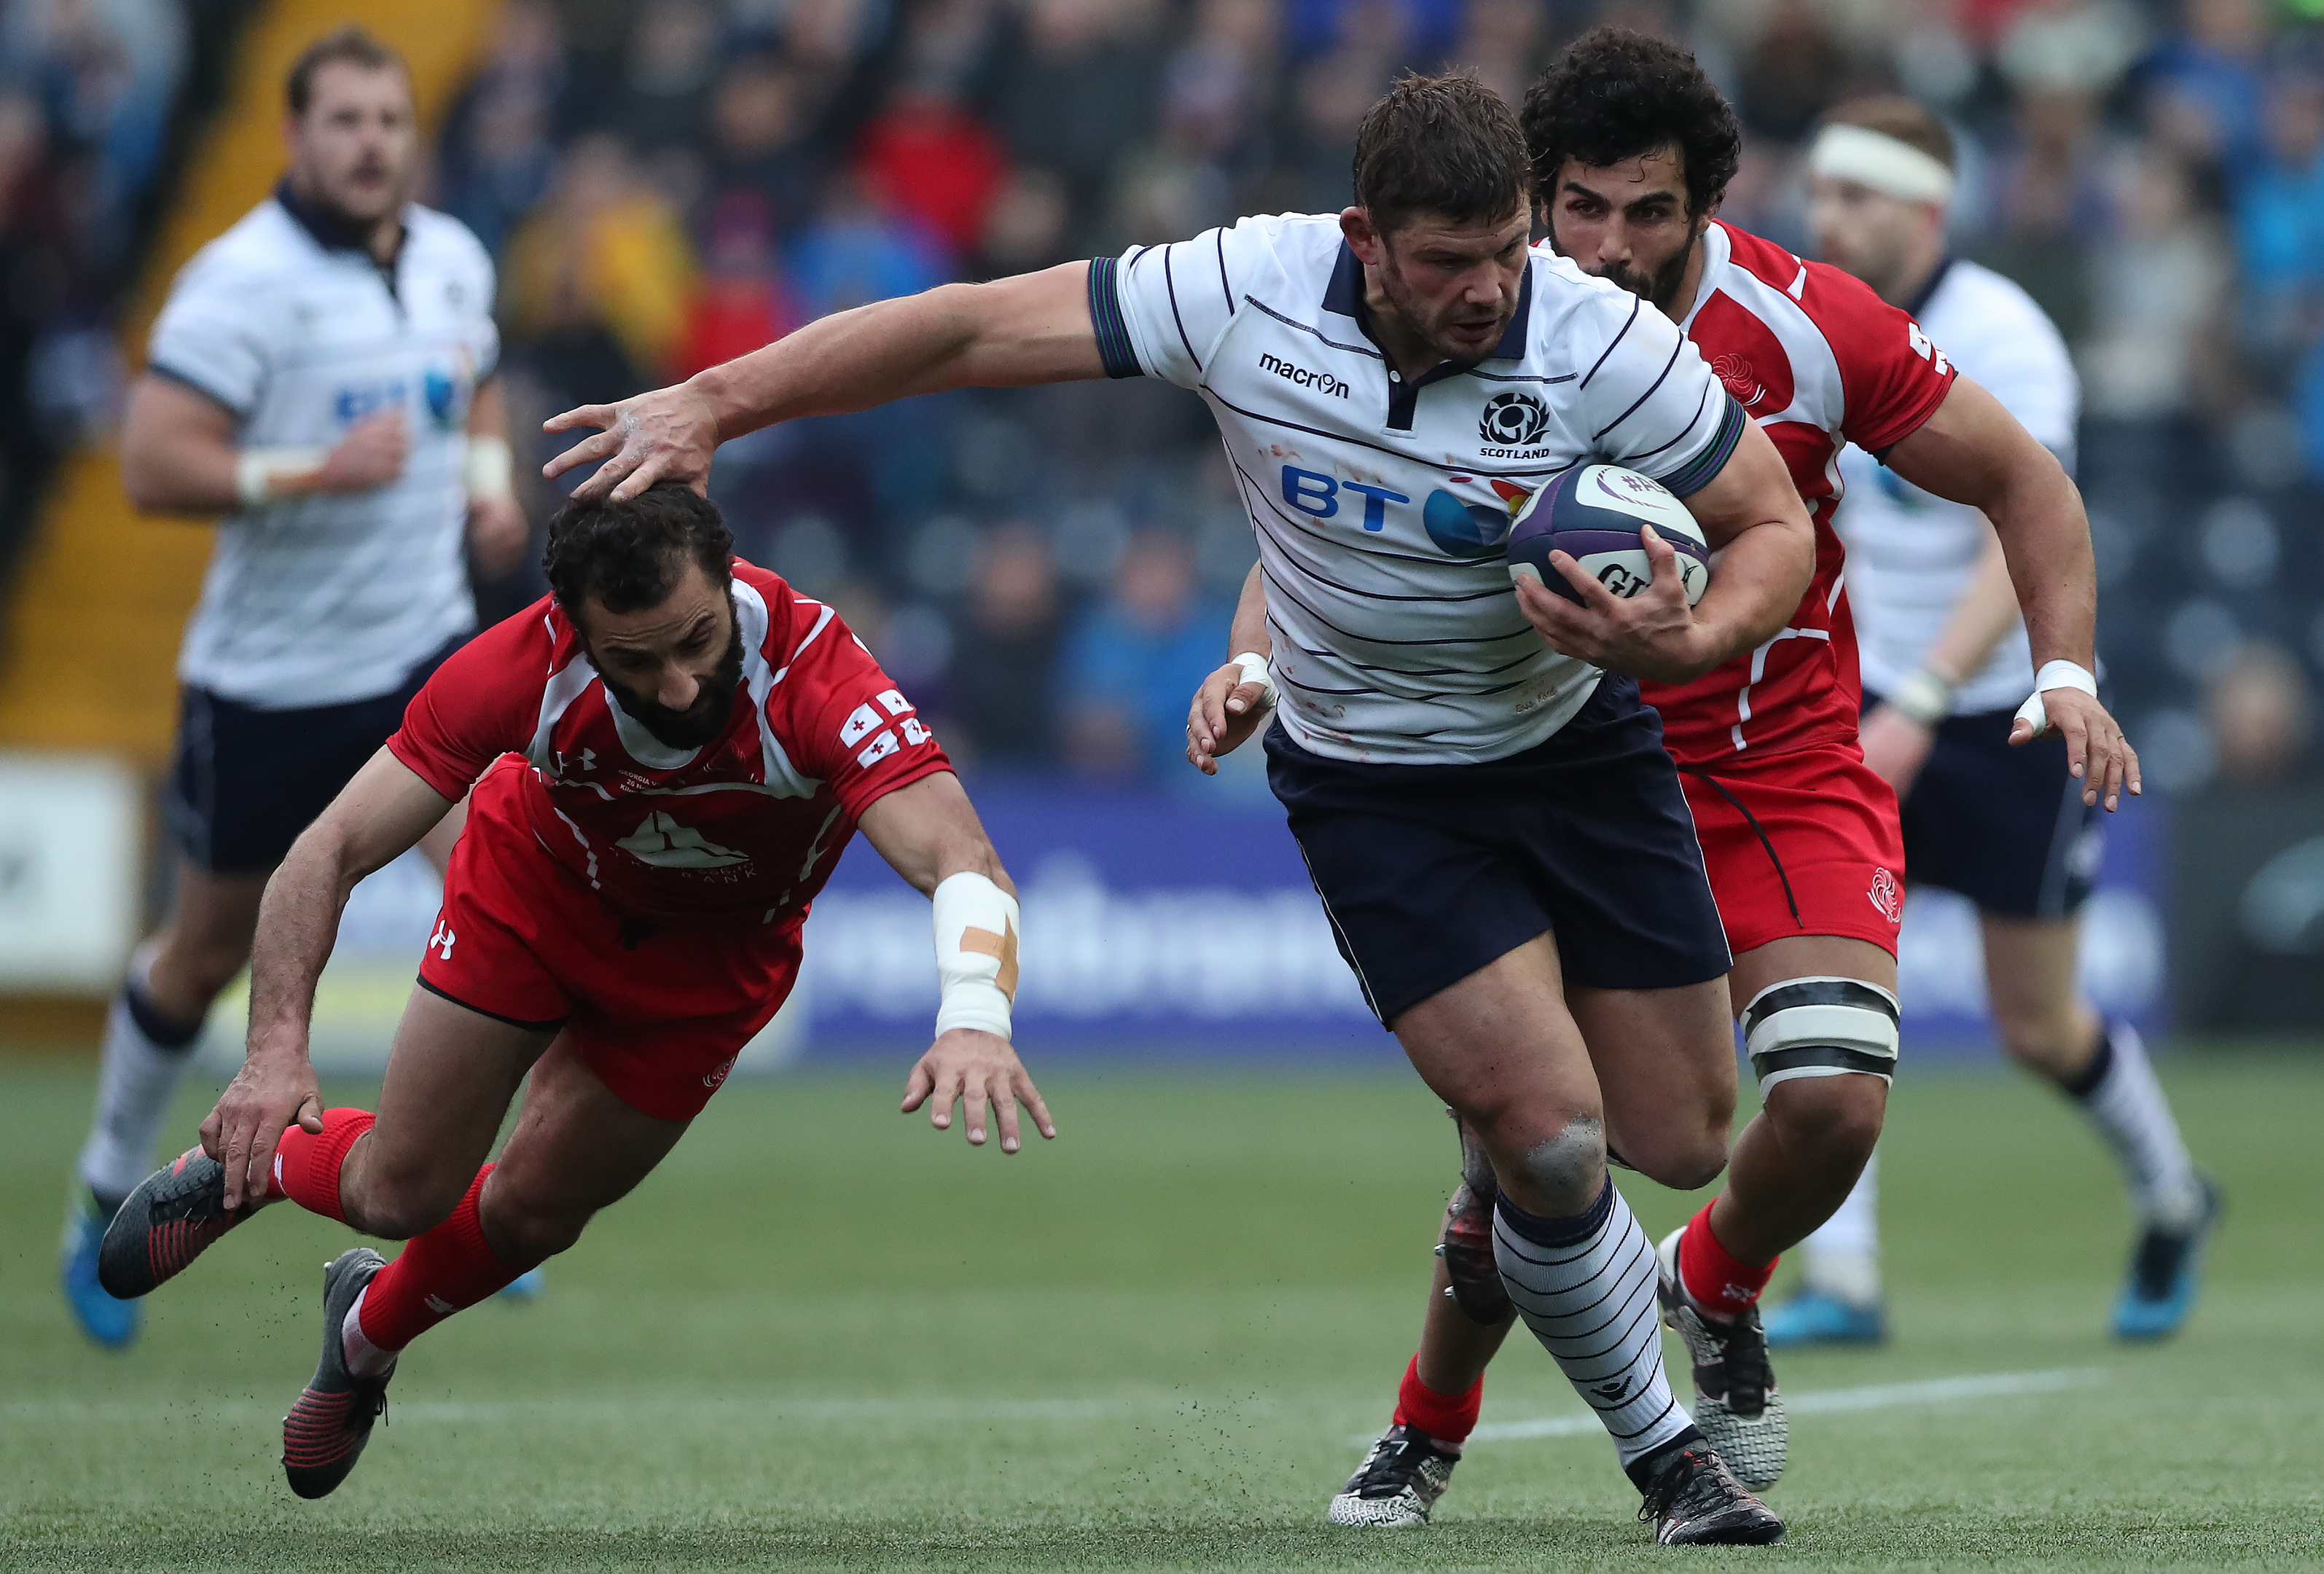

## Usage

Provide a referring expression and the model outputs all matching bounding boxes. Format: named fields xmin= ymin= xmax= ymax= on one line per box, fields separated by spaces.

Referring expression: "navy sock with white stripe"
xmin=1492 ymin=1178 xmax=1694 ymax=1466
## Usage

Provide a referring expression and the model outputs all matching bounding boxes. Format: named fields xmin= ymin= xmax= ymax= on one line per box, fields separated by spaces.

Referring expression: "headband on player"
xmin=1808 ymin=124 xmax=1955 ymax=207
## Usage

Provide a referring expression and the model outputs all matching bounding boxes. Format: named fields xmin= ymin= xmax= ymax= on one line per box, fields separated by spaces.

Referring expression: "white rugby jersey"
xmin=1834 ymin=259 xmax=2076 ymax=716
xmin=1089 ymin=213 xmax=1747 ymax=764
xmin=146 ymin=186 xmax=498 ymax=708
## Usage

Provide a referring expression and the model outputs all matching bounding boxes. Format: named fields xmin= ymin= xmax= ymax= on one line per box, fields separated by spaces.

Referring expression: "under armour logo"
xmin=429 ymin=920 xmax=455 ymax=960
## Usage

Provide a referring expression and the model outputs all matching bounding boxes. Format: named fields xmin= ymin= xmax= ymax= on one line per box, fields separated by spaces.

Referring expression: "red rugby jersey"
xmin=1640 ymin=221 xmax=1956 ymax=764
xmin=388 ymin=560 xmax=950 ymax=924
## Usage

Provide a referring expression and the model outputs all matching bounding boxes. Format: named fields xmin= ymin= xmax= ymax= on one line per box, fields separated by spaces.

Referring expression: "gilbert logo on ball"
xmin=1506 ymin=463 xmax=1712 ymax=606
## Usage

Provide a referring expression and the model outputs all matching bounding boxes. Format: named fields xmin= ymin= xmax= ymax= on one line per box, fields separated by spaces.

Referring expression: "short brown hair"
xmin=1353 ymin=71 xmax=1531 ymax=236
xmin=286 ymin=26 xmax=407 ymax=117
xmin=1820 ymin=95 xmax=1955 ymax=171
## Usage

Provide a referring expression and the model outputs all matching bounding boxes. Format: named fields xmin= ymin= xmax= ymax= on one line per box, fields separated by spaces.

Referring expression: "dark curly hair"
xmin=1520 ymin=28 xmax=1742 ymax=221
xmin=542 ymin=482 xmax=734 ymax=625
xmin=1353 ymin=70 xmax=1532 ymax=235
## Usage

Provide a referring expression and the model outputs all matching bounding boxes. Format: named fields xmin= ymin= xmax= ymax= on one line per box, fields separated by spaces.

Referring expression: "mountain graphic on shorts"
xmin=615 ymin=812 xmax=751 ymax=868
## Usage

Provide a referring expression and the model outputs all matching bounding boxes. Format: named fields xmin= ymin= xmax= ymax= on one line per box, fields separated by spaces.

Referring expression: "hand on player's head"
xmin=542 ymin=384 xmax=721 ymax=503
xmin=901 ymin=1030 xmax=1055 ymax=1154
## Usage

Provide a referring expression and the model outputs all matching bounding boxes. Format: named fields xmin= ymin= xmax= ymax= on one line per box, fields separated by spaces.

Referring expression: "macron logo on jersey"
xmin=1259 ymin=352 xmax=1350 ymax=398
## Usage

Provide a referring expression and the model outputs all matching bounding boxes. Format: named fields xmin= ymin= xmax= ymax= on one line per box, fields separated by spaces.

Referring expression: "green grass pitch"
xmin=2 ymin=1047 xmax=2319 ymax=1571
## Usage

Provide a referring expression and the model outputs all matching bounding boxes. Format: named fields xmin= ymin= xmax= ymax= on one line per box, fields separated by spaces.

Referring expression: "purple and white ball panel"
xmin=1507 ymin=463 xmax=1712 ymax=608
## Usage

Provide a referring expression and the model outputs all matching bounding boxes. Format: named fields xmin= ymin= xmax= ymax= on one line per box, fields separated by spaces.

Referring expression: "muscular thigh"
xmin=492 ymin=1038 xmax=691 ymax=1232
xmin=1568 ymin=975 xmax=1738 ymax=1186
xmin=356 ymin=987 xmax=558 ymax=1219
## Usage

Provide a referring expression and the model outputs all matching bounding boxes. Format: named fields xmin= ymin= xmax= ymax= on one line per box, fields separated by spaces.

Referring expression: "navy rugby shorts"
xmin=166 ymin=640 xmax=461 ymax=874
xmin=1265 ymin=674 xmax=1732 ymax=1027
xmin=1876 ymin=691 xmax=2102 ymax=920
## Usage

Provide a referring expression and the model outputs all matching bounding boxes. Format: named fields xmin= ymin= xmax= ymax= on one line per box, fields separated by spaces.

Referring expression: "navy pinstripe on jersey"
xmin=1092 ymin=213 xmax=1746 ymax=764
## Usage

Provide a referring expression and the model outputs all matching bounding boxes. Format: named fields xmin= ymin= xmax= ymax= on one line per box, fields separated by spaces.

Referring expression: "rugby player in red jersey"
xmin=1186 ymin=31 xmax=2139 ymax=1521
xmin=98 ymin=485 xmax=1052 ymax=1500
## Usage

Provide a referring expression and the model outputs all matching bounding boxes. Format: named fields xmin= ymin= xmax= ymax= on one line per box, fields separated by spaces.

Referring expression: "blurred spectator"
xmin=614 ymin=0 xmax=721 ymax=154
xmin=1 ymin=0 xmax=187 ymax=209
xmin=2137 ymin=0 xmax=2269 ymax=170
xmin=2208 ymin=641 xmax=2315 ymax=786
xmin=501 ymin=135 xmax=697 ymax=399
xmin=856 ymin=83 xmax=1009 ymax=260
xmin=1063 ymin=530 xmax=1223 ymax=782
xmin=986 ymin=0 xmax=1167 ymax=235
xmin=979 ymin=167 xmax=1073 ymax=274
xmin=786 ymin=170 xmax=951 ymax=320
xmin=2234 ymin=73 xmax=2324 ymax=378
xmin=944 ymin=522 xmax=1066 ymax=769
xmin=701 ymin=52 xmax=823 ymax=235
xmin=2081 ymin=145 xmax=2232 ymax=422
xmin=1447 ymin=0 xmax=1549 ymax=109
xmin=672 ymin=192 xmax=794 ymax=381
xmin=1734 ymin=0 xmax=1849 ymax=144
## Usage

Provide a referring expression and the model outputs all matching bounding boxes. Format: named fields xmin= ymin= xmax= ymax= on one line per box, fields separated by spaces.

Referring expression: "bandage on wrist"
xmin=1232 ymin=649 xmax=1277 ymax=709
xmin=463 ymin=434 xmax=515 ymax=504
xmin=933 ymin=871 xmax=1020 ymax=1041
xmin=2013 ymin=659 xmax=2100 ymax=736
xmin=1885 ymin=667 xmax=1954 ymax=727
xmin=234 ymin=447 xmax=327 ymax=508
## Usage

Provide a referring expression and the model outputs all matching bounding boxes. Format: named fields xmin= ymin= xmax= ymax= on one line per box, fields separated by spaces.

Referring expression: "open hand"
xmin=541 ymin=383 xmax=721 ymax=502
xmin=901 ymin=1029 xmax=1055 ymax=1154
xmin=1186 ymin=661 xmax=1271 ymax=775
xmin=199 ymin=1048 xmax=323 ymax=1209
xmin=2011 ymin=686 xmax=2140 ymax=812
xmin=1511 ymin=525 xmax=1714 ymax=684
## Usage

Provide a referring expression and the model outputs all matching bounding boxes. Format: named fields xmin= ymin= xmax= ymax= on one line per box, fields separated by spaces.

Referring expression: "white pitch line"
xmin=1453 ymin=1366 xmax=2107 ymax=1445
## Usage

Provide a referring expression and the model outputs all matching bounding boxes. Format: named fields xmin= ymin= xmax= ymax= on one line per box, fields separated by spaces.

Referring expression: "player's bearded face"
xmin=1545 ymin=152 xmax=1705 ymax=315
xmin=289 ymin=61 xmax=417 ymax=231
xmin=589 ymin=595 xmax=748 ymax=751
xmin=1372 ymin=207 xmax=1530 ymax=364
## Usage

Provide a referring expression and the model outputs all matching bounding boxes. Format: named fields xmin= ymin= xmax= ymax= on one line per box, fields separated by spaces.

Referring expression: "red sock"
xmin=1678 ymin=1202 xmax=1777 ymax=1322
xmin=356 ymin=1164 xmax=524 ymax=1352
xmin=1390 ymin=1353 xmax=1483 ymax=1448
xmin=270 ymin=1108 xmax=375 ymax=1223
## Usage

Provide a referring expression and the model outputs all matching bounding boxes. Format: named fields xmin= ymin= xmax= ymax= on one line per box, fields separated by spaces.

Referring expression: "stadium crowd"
xmin=8 ymin=0 xmax=2324 ymax=789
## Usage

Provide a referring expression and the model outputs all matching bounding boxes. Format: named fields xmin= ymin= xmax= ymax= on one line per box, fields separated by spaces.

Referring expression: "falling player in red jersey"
xmin=97 ymin=485 xmax=1052 ymax=1500
xmin=1186 ymin=30 xmax=2138 ymax=1522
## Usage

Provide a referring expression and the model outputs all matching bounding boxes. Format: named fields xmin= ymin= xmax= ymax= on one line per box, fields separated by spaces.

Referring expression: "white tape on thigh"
xmin=1740 ymin=976 xmax=1901 ymax=1089
xmin=933 ymin=872 xmax=1020 ymax=1040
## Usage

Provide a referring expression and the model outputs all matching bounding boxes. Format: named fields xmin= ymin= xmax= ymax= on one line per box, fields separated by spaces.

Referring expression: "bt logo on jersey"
xmin=1281 ymin=467 xmax=1407 ymax=532
xmin=1281 ymin=464 xmax=1533 ymax=560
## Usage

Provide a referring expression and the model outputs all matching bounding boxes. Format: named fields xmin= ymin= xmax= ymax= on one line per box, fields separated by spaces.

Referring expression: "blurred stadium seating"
xmin=1 ymin=0 xmax=2320 ymax=1038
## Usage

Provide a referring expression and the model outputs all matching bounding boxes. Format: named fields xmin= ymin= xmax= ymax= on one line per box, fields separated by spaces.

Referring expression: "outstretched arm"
xmin=1882 ymin=375 xmax=2139 ymax=810
xmin=202 ymin=748 xmax=454 ymax=1207
xmin=856 ymin=772 xmax=1055 ymax=1154
xmin=543 ymin=262 xmax=1107 ymax=503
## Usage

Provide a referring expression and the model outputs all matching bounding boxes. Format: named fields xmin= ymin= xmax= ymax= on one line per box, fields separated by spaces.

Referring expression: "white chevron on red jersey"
xmin=388 ymin=560 xmax=950 ymax=924
xmin=1638 ymin=221 xmax=1955 ymax=764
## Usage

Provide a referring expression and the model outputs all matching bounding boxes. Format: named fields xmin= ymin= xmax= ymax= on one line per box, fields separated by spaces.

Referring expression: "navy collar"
xmin=275 ymin=176 xmax=406 ymax=267
xmin=1321 ymin=239 xmax=1534 ymax=365
xmin=1904 ymin=255 xmax=1954 ymax=320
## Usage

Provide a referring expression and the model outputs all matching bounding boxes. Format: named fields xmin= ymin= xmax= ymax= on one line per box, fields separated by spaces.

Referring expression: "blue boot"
xmin=60 ymin=1188 xmax=141 ymax=1349
xmin=1761 ymin=1287 xmax=1886 ymax=1348
xmin=2112 ymin=1174 xmax=2223 ymax=1342
xmin=498 ymin=1266 xmax=547 ymax=1301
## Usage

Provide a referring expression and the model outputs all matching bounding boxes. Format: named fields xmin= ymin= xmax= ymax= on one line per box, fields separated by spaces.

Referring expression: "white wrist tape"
xmin=1232 ymin=650 xmax=1277 ymax=709
xmin=2012 ymin=659 xmax=2100 ymax=737
xmin=463 ymin=434 xmax=515 ymax=504
xmin=932 ymin=872 xmax=1020 ymax=1041
xmin=1885 ymin=667 xmax=1955 ymax=727
xmin=234 ymin=447 xmax=326 ymax=508
xmin=1807 ymin=123 xmax=1955 ymax=206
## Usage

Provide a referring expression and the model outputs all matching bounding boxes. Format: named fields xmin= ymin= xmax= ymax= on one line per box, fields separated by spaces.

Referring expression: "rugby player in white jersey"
xmin=1767 ymin=96 xmax=2218 ymax=1348
xmin=60 ymin=28 xmax=531 ymax=1347
xmin=546 ymin=73 xmax=1821 ymax=1546
xmin=1206 ymin=34 xmax=2136 ymax=1527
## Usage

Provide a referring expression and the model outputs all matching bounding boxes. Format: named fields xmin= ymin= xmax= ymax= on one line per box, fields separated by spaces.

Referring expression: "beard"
xmin=595 ymin=616 xmax=746 ymax=751
xmin=1555 ymin=232 xmax=1697 ymax=315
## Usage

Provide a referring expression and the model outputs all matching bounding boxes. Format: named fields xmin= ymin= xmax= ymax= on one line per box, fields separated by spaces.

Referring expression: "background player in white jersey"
xmin=544 ymin=73 xmax=1823 ymax=1547
xmin=59 ymin=28 xmax=530 ymax=1347
xmin=1772 ymin=97 xmax=2219 ymax=1347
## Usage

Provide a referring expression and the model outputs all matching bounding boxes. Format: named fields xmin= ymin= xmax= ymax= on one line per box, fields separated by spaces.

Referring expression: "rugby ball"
xmin=1507 ymin=463 xmax=1711 ymax=607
